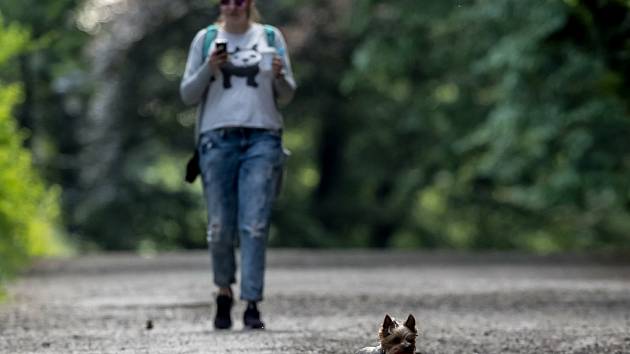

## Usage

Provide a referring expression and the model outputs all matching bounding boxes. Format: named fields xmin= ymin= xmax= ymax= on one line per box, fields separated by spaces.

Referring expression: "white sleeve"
xmin=180 ymin=29 xmax=215 ymax=106
xmin=272 ymin=27 xmax=297 ymax=106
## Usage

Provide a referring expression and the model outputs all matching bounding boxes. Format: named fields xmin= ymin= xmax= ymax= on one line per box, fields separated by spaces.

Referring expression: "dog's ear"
xmin=404 ymin=314 xmax=416 ymax=333
xmin=382 ymin=314 xmax=395 ymax=335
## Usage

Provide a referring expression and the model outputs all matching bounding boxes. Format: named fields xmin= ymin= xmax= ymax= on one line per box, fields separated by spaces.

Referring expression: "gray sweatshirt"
xmin=180 ymin=23 xmax=297 ymax=141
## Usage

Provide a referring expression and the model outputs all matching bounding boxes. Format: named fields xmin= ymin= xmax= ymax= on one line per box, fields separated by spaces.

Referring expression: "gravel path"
xmin=1 ymin=250 xmax=629 ymax=354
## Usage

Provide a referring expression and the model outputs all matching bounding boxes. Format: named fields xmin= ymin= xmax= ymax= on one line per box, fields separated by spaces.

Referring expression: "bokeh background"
xmin=2 ymin=0 xmax=630 ymax=286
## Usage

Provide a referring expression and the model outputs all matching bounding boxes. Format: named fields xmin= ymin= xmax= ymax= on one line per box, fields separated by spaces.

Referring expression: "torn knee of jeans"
xmin=241 ymin=222 xmax=267 ymax=239
xmin=207 ymin=222 xmax=222 ymax=243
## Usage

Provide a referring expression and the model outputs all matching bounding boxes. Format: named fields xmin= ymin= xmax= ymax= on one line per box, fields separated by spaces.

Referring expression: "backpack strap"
xmin=202 ymin=24 xmax=219 ymax=61
xmin=264 ymin=24 xmax=286 ymax=57
xmin=263 ymin=24 xmax=276 ymax=48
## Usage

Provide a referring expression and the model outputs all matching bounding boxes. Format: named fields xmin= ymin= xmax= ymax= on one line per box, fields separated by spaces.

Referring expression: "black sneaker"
xmin=214 ymin=294 xmax=233 ymax=330
xmin=243 ymin=301 xmax=265 ymax=329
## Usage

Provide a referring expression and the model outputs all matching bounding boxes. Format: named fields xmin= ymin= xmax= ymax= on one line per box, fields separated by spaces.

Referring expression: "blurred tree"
xmin=270 ymin=0 xmax=363 ymax=247
xmin=4 ymin=0 xmax=630 ymax=252
xmin=0 ymin=0 xmax=89 ymax=242
xmin=343 ymin=0 xmax=630 ymax=251
xmin=0 ymin=16 xmax=66 ymax=293
xmin=74 ymin=0 xmax=219 ymax=249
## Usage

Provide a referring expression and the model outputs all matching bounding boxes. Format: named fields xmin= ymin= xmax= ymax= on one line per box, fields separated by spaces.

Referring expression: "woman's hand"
xmin=272 ymin=56 xmax=284 ymax=79
xmin=209 ymin=49 xmax=228 ymax=77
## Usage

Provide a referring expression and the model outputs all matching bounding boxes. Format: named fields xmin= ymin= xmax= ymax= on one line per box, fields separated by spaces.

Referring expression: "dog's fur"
xmin=356 ymin=314 xmax=418 ymax=354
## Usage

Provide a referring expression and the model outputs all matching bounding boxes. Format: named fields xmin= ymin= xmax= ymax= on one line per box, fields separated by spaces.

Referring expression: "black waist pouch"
xmin=185 ymin=150 xmax=200 ymax=183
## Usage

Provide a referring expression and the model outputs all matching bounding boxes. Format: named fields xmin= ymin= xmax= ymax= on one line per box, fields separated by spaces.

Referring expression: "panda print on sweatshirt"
xmin=220 ymin=44 xmax=263 ymax=89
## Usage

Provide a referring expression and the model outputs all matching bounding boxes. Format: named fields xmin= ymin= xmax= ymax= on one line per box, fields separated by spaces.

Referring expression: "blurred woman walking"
xmin=180 ymin=0 xmax=296 ymax=330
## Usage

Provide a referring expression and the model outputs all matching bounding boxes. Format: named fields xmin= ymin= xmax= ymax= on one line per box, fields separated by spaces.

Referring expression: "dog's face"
xmin=378 ymin=314 xmax=417 ymax=354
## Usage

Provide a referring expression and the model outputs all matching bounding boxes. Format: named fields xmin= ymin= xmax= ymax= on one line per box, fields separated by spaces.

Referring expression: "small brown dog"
xmin=356 ymin=314 xmax=418 ymax=354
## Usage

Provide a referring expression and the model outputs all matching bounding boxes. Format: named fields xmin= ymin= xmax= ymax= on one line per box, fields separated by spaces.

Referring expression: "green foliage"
xmin=0 ymin=0 xmax=87 ymax=250
xmin=0 ymin=17 xmax=67 ymax=292
xmin=3 ymin=0 xmax=630 ymax=253
xmin=342 ymin=0 xmax=630 ymax=251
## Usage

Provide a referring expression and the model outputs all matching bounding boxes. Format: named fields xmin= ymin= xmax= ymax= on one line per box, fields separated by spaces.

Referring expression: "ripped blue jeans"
xmin=198 ymin=127 xmax=284 ymax=301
